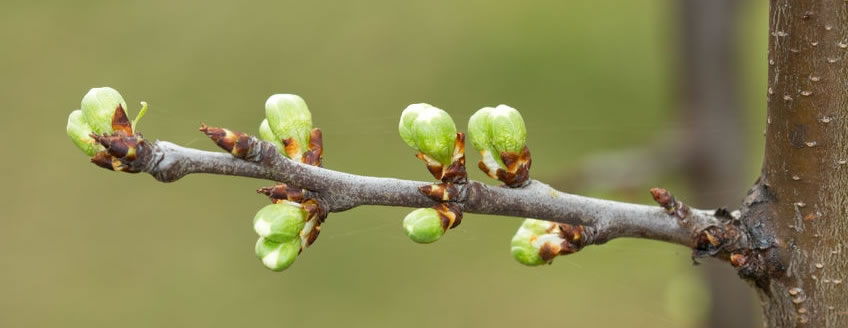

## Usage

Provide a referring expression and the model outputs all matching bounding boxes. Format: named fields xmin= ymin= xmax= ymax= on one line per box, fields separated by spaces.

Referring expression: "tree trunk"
xmin=753 ymin=0 xmax=848 ymax=326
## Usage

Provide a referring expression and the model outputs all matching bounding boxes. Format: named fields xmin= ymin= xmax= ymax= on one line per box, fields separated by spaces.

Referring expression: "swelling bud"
xmin=258 ymin=119 xmax=286 ymax=152
xmin=402 ymin=208 xmax=445 ymax=244
xmin=264 ymin=94 xmax=312 ymax=159
xmin=255 ymin=237 xmax=300 ymax=272
xmin=510 ymin=219 xmax=585 ymax=266
xmin=510 ymin=219 xmax=557 ymax=266
xmin=253 ymin=202 xmax=307 ymax=243
xmin=81 ymin=87 xmax=129 ymax=134
xmin=398 ymin=104 xmax=457 ymax=166
xmin=66 ymin=110 xmax=99 ymax=156
xmin=468 ymin=105 xmax=526 ymax=169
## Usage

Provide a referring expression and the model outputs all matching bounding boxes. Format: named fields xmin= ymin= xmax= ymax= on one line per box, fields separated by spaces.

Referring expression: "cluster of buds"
xmin=199 ymin=95 xmax=324 ymax=164
xmin=66 ymin=87 xmax=148 ymax=172
xmin=198 ymin=94 xmax=327 ymax=272
xmin=252 ymin=198 xmax=326 ymax=271
xmin=468 ymin=105 xmax=531 ymax=187
xmin=511 ymin=219 xmax=586 ymax=266
xmin=398 ymin=104 xmax=466 ymax=243
xmin=255 ymin=94 xmax=326 ymax=271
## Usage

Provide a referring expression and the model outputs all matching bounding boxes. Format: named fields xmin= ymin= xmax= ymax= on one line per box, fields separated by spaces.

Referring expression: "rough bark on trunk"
xmin=752 ymin=0 xmax=848 ymax=326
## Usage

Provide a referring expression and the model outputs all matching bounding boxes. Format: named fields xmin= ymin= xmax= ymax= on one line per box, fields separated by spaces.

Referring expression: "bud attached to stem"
xmin=402 ymin=203 xmax=463 ymax=244
xmin=468 ymin=105 xmax=532 ymax=187
xmin=403 ymin=208 xmax=445 ymax=244
xmin=255 ymin=237 xmax=301 ymax=272
xmin=399 ymin=104 xmax=457 ymax=166
xmin=68 ymin=87 xmax=152 ymax=174
xmin=259 ymin=119 xmax=285 ymax=154
xmin=66 ymin=110 xmax=99 ymax=156
xmin=263 ymin=94 xmax=313 ymax=161
xmin=253 ymin=202 xmax=308 ymax=243
xmin=81 ymin=87 xmax=129 ymax=135
xmin=510 ymin=219 xmax=586 ymax=266
xmin=399 ymin=104 xmax=466 ymax=181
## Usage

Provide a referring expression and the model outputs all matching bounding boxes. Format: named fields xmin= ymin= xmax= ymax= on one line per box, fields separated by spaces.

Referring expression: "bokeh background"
xmin=1 ymin=1 xmax=769 ymax=327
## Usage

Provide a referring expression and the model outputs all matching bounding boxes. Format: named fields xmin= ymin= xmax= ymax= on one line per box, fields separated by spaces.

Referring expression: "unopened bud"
xmin=264 ymin=94 xmax=312 ymax=159
xmin=253 ymin=202 xmax=307 ymax=243
xmin=510 ymin=219 xmax=561 ymax=266
xmin=66 ymin=109 xmax=100 ymax=156
xmin=255 ymin=237 xmax=300 ymax=272
xmin=468 ymin=105 xmax=526 ymax=168
xmin=402 ymin=208 xmax=445 ymax=244
xmin=259 ymin=119 xmax=286 ymax=153
xmin=81 ymin=87 xmax=129 ymax=134
xmin=398 ymin=104 xmax=457 ymax=166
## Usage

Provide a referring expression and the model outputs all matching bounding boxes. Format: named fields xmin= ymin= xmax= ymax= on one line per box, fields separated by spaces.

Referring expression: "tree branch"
xmin=101 ymin=131 xmax=737 ymax=252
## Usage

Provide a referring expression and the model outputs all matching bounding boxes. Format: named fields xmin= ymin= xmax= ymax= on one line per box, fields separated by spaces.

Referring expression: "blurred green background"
xmin=1 ymin=1 xmax=769 ymax=327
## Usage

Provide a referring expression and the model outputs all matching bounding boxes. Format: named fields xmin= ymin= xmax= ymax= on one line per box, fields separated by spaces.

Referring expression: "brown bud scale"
xmin=199 ymin=124 xmax=252 ymax=158
xmin=257 ymin=184 xmax=305 ymax=203
xmin=111 ymin=104 xmax=133 ymax=135
xmin=479 ymin=145 xmax=532 ymax=188
xmin=301 ymin=128 xmax=324 ymax=166
xmin=433 ymin=202 xmax=463 ymax=231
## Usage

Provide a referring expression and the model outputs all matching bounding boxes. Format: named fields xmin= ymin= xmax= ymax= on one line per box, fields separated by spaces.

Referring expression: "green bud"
xmin=81 ymin=87 xmax=129 ymax=134
xmin=264 ymin=94 xmax=312 ymax=158
xmin=510 ymin=231 xmax=544 ymax=266
xmin=258 ymin=119 xmax=286 ymax=152
xmin=403 ymin=208 xmax=445 ymax=244
xmin=255 ymin=237 xmax=300 ymax=272
xmin=510 ymin=219 xmax=560 ymax=266
xmin=253 ymin=202 xmax=307 ymax=243
xmin=66 ymin=109 xmax=100 ymax=156
xmin=468 ymin=105 xmax=527 ymax=168
xmin=398 ymin=104 xmax=457 ymax=165
xmin=519 ymin=218 xmax=553 ymax=235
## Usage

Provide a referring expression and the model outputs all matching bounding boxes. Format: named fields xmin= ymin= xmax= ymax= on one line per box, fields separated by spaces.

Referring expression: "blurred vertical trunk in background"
xmin=553 ymin=1 xmax=761 ymax=326
xmin=678 ymin=0 xmax=758 ymax=327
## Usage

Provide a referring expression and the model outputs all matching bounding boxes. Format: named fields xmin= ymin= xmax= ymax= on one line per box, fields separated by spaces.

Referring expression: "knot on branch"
xmin=650 ymin=187 xmax=755 ymax=267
